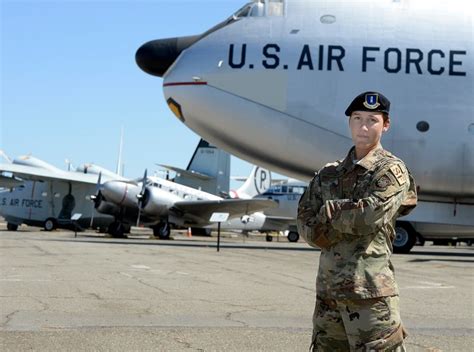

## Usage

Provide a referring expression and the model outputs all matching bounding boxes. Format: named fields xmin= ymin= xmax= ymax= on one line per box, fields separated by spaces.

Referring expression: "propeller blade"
xmin=136 ymin=169 xmax=147 ymax=227
xmin=89 ymin=172 xmax=102 ymax=228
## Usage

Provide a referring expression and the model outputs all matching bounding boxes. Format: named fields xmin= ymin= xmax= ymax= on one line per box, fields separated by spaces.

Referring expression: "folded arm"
xmin=324 ymin=163 xmax=411 ymax=236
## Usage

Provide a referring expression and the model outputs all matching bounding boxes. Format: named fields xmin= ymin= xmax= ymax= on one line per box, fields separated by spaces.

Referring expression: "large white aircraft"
xmin=135 ymin=0 xmax=474 ymax=251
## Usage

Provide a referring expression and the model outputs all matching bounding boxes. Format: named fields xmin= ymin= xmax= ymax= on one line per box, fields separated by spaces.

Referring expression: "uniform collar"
xmin=341 ymin=145 xmax=384 ymax=171
xmin=356 ymin=144 xmax=385 ymax=170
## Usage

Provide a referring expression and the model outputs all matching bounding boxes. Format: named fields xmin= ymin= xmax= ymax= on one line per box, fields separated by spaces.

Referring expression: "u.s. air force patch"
xmin=389 ymin=164 xmax=407 ymax=186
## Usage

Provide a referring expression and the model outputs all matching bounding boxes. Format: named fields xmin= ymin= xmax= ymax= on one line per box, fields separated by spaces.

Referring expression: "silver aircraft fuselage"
xmin=138 ymin=0 xmax=474 ymax=199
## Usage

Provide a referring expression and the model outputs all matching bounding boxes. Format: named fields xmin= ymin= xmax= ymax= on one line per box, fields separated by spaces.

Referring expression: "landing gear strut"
xmin=107 ymin=221 xmax=127 ymax=238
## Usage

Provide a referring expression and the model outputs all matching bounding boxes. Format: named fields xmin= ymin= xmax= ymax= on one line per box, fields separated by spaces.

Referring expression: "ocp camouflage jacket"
xmin=297 ymin=145 xmax=417 ymax=300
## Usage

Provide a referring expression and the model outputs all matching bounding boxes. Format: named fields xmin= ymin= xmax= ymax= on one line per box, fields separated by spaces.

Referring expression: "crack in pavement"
xmin=1 ymin=310 xmax=19 ymax=327
xmin=225 ymin=310 xmax=250 ymax=327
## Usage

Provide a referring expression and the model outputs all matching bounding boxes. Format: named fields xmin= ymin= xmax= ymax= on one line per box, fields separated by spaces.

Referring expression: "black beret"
xmin=345 ymin=91 xmax=390 ymax=116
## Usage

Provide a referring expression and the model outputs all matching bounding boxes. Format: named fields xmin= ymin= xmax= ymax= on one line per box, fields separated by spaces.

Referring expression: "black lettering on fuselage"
xmin=406 ymin=48 xmax=423 ymax=74
xmin=21 ymin=199 xmax=42 ymax=208
xmin=449 ymin=50 xmax=466 ymax=76
xmin=262 ymin=44 xmax=280 ymax=69
xmin=327 ymin=45 xmax=345 ymax=71
xmin=427 ymin=50 xmax=445 ymax=75
xmin=229 ymin=44 xmax=247 ymax=69
xmin=362 ymin=47 xmax=380 ymax=72
xmin=384 ymin=48 xmax=402 ymax=73
xmin=297 ymin=45 xmax=314 ymax=70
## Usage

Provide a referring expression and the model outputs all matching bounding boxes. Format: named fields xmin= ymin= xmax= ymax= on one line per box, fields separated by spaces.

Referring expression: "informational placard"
xmin=209 ymin=212 xmax=229 ymax=252
xmin=209 ymin=212 xmax=229 ymax=223
xmin=71 ymin=213 xmax=82 ymax=221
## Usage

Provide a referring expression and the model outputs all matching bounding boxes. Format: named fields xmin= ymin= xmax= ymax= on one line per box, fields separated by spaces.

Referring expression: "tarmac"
xmin=0 ymin=224 xmax=473 ymax=351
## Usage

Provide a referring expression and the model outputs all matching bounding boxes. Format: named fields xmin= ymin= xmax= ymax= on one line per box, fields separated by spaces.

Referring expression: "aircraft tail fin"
xmin=174 ymin=139 xmax=230 ymax=196
xmin=231 ymin=166 xmax=271 ymax=199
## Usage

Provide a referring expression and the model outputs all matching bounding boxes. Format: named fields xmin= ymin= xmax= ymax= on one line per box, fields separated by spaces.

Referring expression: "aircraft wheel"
xmin=154 ymin=222 xmax=170 ymax=240
xmin=191 ymin=227 xmax=212 ymax=236
xmin=107 ymin=222 xmax=126 ymax=238
xmin=265 ymin=234 xmax=273 ymax=242
xmin=44 ymin=218 xmax=57 ymax=231
xmin=287 ymin=231 xmax=300 ymax=243
xmin=7 ymin=223 xmax=18 ymax=231
xmin=393 ymin=222 xmax=416 ymax=254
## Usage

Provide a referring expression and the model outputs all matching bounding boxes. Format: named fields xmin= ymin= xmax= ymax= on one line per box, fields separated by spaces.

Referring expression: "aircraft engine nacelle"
xmin=141 ymin=187 xmax=181 ymax=217
xmin=94 ymin=192 xmax=121 ymax=217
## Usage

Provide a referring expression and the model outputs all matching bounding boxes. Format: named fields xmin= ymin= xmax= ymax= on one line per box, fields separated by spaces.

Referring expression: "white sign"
xmin=71 ymin=213 xmax=82 ymax=221
xmin=209 ymin=212 xmax=229 ymax=222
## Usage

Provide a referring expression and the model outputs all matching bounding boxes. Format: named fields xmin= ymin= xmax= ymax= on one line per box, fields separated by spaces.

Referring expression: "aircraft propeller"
xmin=89 ymin=172 xmax=102 ymax=228
xmin=136 ymin=169 xmax=147 ymax=227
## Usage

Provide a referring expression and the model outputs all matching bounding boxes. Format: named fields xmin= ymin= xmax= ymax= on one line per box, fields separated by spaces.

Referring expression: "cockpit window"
xmin=233 ymin=1 xmax=265 ymax=19
xmin=266 ymin=0 xmax=284 ymax=16
xmin=201 ymin=1 xmax=284 ymax=40
xmin=233 ymin=0 xmax=284 ymax=19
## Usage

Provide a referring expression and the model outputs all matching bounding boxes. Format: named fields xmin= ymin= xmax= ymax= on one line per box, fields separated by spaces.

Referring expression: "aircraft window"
xmin=281 ymin=185 xmax=288 ymax=193
xmin=267 ymin=0 xmax=284 ymax=16
xmin=234 ymin=4 xmax=252 ymax=18
xmin=290 ymin=186 xmax=306 ymax=194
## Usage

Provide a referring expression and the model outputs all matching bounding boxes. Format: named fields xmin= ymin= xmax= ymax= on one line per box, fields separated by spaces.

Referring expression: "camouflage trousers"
xmin=311 ymin=295 xmax=407 ymax=352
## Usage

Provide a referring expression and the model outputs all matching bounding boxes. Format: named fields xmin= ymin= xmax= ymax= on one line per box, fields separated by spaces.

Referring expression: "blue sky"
xmin=1 ymin=0 xmax=261 ymax=188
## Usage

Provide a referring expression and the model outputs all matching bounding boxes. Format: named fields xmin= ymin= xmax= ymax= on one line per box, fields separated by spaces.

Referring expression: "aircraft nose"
xmin=135 ymin=35 xmax=201 ymax=77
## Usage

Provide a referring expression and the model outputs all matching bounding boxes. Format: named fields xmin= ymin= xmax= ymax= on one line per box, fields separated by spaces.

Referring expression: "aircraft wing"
xmin=171 ymin=198 xmax=277 ymax=224
xmin=0 ymin=163 xmax=102 ymax=185
xmin=158 ymin=164 xmax=213 ymax=180
xmin=264 ymin=216 xmax=296 ymax=226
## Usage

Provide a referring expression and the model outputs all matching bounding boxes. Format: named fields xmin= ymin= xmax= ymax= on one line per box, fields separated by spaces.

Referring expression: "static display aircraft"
xmin=95 ymin=163 xmax=277 ymax=238
xmin=0 ymin=155 xmax=125 ymax=232
xmin=135 ymin=0 xmax=474 ymax=252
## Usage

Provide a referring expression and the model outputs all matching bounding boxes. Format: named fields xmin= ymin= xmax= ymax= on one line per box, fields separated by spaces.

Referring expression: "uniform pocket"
xmin=363 ymin=323 xmax=407 ymax=351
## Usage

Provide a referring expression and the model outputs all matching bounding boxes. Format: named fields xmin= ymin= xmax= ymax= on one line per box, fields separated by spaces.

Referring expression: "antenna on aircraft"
xmin=64 ymin=158 xmax=74 ymax=171
xmin=116 ymin=126 xmax=124 ymax=176
xmin=0 ymin=150 xmax=12 ymax=163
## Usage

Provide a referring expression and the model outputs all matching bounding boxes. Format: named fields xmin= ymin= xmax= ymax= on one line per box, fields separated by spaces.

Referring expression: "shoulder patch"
xmin=376 ymin=174 xmax=392 ymax=189
xmin=388 ymin=164 xmax=407 ymax=186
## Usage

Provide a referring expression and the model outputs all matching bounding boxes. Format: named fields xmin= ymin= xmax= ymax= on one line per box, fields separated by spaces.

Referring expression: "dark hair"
xmin=382 ymin=113 xmax=390 ymax=123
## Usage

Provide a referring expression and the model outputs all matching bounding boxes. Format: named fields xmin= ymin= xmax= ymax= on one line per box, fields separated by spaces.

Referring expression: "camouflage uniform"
xmin=297 ymin=145 xmax=417 ymax=351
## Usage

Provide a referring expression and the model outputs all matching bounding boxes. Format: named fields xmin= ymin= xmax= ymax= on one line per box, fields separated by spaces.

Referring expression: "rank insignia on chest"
xmin=389 ymin=164 xmax=407 ymax=185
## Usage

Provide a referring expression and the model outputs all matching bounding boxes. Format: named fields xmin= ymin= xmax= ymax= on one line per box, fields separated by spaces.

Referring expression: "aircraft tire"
xmin=265 ymin=234 xmax=273 ymax=242
xmin=287 ymin=231 xmax=300 ymax=243
xmin=153 ymin=222 xmax=170 ymax=240
xmin=44 ymin=218 xmax=57 ymax=232
xmin=7 ymin=223 xmax=18 ymax=231
xmin=107 ymin=222 xmax=126 ymax=238
xmin=191 ymin=227 xmax=212 ymax=236
xmin=393 ymin=222 xmax=416 ymax=254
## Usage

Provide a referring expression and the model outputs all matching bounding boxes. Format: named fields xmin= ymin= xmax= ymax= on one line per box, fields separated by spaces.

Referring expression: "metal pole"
xmin=217 ymin=222 xmax=221 ymax=252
